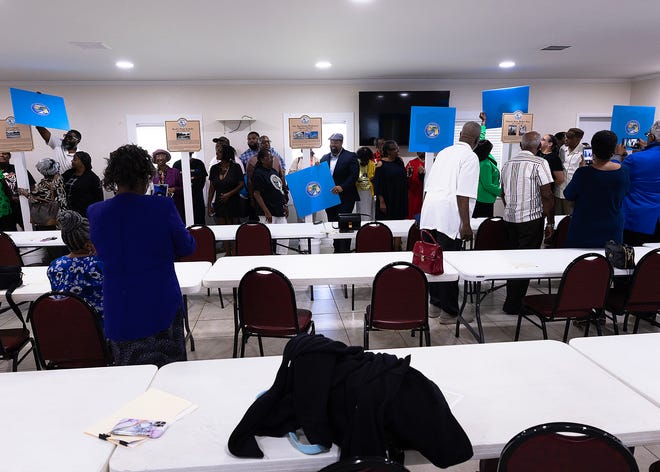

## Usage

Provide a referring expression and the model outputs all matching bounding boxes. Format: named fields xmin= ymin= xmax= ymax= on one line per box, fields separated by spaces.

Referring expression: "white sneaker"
xmin=437 ymin=312 xmax=458 ymax=324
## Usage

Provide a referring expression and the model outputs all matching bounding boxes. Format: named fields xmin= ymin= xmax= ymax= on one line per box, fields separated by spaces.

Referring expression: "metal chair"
xmin=350 ymin=222 xmax=394 ymax=310
xmin=28 ymin=291 xmax=111 ymax=369
xmin=515 ymin=253 xmax=612 ymax=342
xmin=496 ymin=422 xmax=638 ymax=471
xmin=177 ymin=224 xmax=218 ymax=349
xmin=605 ymin=248 xmax=660 ymax=334
xmin=364 ymin=262 xmax=429 ymax=349
xmin=237 ymin=267 xmax=314 ymax=357
xmin=318 ymin=457 xmax=410 ymax=472
xmin=235 ymin=222 xmax=273 ymax=256
xmin=464 ymin=217 xmax=508 ymax=304
xmin=0 ymin=282 xmax=38 ymax=371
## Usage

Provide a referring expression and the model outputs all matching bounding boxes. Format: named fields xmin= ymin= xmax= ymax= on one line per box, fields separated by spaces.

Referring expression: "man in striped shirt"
xmin=500 ymin=131 xmax=554 ymax=314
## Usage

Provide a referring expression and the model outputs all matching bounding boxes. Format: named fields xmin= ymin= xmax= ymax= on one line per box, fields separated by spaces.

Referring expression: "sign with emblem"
xmin=0 ymin=116 xmax=34 ymax=152
xmin=408 ymin=106 xmax=456 ymax=153
xmin=285 ymin=163 xmax=339 ymax=217
xmin=482 ymin=85 xmax=530 ymax=129
xmin=501 ymin=111 xmax=534 ymax=143
xmin=165 ymin=118 xmax=202 ymax=152
xmin=9 ymin=88 xmax=70 ymax=130
xmin=610 ymin=105 xmax=656 ymax=143
xmin=288 ymin=115 xmax=322 ymax=149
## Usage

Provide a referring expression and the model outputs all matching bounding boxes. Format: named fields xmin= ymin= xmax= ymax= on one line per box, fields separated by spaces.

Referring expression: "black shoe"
xmin=502 ymin=304 xmax=520 ymax=315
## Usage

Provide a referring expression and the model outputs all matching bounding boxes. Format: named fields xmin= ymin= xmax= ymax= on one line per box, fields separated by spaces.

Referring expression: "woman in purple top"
xmin=152 ymin=149 xmax=185 ymax=220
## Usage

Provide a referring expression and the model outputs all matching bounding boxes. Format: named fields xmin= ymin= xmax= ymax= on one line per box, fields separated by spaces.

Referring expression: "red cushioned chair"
xmin=237 ymin=267 xmax=314 ymax=357
xmin=465 ymin=217 xmax=508 ymax=304
xmin=0 ymin=282 xmax=38 ymax=372
xmin=405 ymin=221 xmax=421 ymax=251
xmin=515 ymin=253 xmax=612 ymax=342
xmin=0 ymin=231 xmax=23 ymax=266
xmin=235 ymin=222 xmax=273 ymax=256
xmin=349 ymin=222 xmax=394 ymax=310
xmin=496 ymin=422 xmax=638 ymax=472
xmin=605 ymin=248 xmax=660 ymax=334
xmin=28 ymin=291 xmax=112 ymax=369
xmin=364 ymin=262 xmax=429 ymax=349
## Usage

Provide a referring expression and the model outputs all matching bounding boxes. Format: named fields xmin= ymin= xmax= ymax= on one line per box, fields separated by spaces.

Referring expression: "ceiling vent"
xmin=541 ymin=45 xmax=571 ymax=51
xmin=68 ymin=41 xmax=111 ymax=50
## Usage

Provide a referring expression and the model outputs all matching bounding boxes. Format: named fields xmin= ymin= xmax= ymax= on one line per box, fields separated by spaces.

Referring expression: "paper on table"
xmin=85 ymin=388 xmax=197 ymax=446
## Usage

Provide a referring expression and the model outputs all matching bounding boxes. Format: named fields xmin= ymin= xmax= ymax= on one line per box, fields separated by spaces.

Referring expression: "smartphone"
xmin=111 ymin=418 xmax=168 ymax=439
xmin=622 ymin=138 xmax=639 ymax=149
xmin=582 ymin=147 xmax=593 ymax=164
xmin=153 ymin=183 xmax=169 ymax=197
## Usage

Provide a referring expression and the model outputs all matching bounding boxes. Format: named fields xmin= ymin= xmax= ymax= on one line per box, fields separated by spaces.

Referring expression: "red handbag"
xmin=412 ymin=230 xmax=444 ymax=275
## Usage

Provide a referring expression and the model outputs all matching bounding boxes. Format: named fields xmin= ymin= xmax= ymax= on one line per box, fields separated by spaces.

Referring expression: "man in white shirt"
xmin=35 ymin=126 xmax=81 ymax=173
xmin=500 ymin=131 xmax=554 ymax=314
xmin=554 ymin=127 xmax=584 ymax=215
xmin=420 ymin=121 xmax=481 ymax=323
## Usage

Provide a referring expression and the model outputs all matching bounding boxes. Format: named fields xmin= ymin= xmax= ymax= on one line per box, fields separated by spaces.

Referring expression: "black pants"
xmin=326 ymin=200 xmax=356 ymax=253
xmin=472 ymin=201 xmax=494 ymax=218
xmin=503 ymin=218 xmax=544 ymax=313
xmin=427 ymin=230 xmax=462 ymax=316
xmin=623 ymin=220 xmax=660 ymax=246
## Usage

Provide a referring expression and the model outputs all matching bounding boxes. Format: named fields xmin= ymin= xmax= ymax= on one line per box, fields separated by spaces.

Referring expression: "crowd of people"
xmin=1 ymin=114 xmax=658 ymax=367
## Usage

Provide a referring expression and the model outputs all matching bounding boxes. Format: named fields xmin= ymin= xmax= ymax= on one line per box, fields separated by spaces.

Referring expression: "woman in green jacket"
xmin=473 ymin=139 xmax=500 ymax=217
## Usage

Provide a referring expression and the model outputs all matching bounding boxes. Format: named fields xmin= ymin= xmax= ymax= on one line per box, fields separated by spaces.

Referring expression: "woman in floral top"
xmin=47 ymin=210 xmax=104 ymax=318
xmin=18 ymin=158 xmax=68 ymax=228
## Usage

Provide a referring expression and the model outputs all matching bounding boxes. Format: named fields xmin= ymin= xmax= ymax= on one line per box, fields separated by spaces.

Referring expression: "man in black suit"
xmin=320 ymin=133 xmax=359 ymax=253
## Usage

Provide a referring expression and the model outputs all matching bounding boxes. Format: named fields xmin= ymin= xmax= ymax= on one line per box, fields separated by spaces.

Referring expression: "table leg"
xmin=455 ymin=280 xmax=485 ymax=343
xmin=182 ymin=295 xmax=195 ymax=351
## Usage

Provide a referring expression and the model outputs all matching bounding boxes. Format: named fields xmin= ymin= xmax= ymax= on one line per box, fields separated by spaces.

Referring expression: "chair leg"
xmin=424 ymin=327 xmax=431 ymax=347
xmin=218 ymin=288 xmax=225 ymax=309
xmin=514 ymin=315 xmax=523 ymax=341
xmin=343 ymin=284 xmax=348 ymax=299
xmin=611 ymin=312 xmax=619 ymax=335
xmin=240 ymin=332 xmax=247 ymax=358
xmin=351 ymin=284 xmax=355 ymax=311
xmin=633 ymin=315 xmax=641 ymax=334
xmin=595 ymin=314 xmax=603 ymax=336
xmin=207 ymin=288 xmax=210 ymax=297
xmin=563 ymin=319 xmax=571 ymax=342
xmin=309 ymin=285 xmax=314 ymax=301
xmin=541 ymin=319 xmax=548 ymax=340
xmin=583 ymin=317 xmax=591 ymax=338
xmin=623 ymin=312 xmax=629 ymax=332
xmin=257 ymin=336 xmax=264 ymax=356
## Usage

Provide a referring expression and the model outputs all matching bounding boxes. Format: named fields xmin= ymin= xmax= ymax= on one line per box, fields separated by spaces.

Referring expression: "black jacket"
xmin=228 ymin=334 xmax=473 ymax=468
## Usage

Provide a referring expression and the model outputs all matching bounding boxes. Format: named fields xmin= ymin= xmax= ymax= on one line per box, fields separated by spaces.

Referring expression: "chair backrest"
xmin=178 ymin=225 xmax=216 ymax=263
xmin=497 ymin=422 xmax=639 ymax=472
xmin=405 ymin=221 xmax=421 ymax=251
xmin=625 ymin=248 xmax=660 ymax=312
xmin=474 ymin=217 xmax=508 ymax=251
xmin=356 ymin=222 xmax=394 ymax=253
xmin=0 ymin=231 xmax=23 ymax=266
xmin=237 ymin=267 xmax=300 ymax=334
xmin=368 ymin=262 xmax=428 ymax=327
xmin=553 ymin=253 xmax=612 ymax=317
xmin=552 ymin=215 xmax=571 ymax=249
xmin=318 ymin=457 xmax=410 ymax=472
xmin=235 ymin=222 xmax=272 ymax=256
xmin=28 ymin=291 xmax=112 ymax=369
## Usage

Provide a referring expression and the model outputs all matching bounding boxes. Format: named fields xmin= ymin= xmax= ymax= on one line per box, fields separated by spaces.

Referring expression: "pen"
xmin=40 ymin=237 xmax=57 ymax=241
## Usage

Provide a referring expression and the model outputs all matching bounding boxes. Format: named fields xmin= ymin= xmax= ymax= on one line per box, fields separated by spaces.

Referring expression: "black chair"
xmin=496 ymin=422 xmax=638 ymax=471
xmin=318 ymin=457 xmax=410 ymax=472
xmin=516 ymin=253 xmax=612 ymax=342
xmin=364 ymin=262 xmax=429 ymax=349
xmin=237 ymin=267 xmax=314 ymax=357
xmin=605 ymin=248 xmax=660 ymax=333
xmin=28 ymin=291 xmax=112 ymax=369
xmin=350 ymin=222 xmax=394 ymax=310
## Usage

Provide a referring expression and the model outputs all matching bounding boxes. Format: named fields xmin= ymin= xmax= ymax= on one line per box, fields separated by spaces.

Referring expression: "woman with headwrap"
xmin=61 ymin=151 xmax=103 ymax=217
xmin=47 ymin=210 xmax=104 ymax=318
xmin=18 ymin=158 xmax=68 ymax=229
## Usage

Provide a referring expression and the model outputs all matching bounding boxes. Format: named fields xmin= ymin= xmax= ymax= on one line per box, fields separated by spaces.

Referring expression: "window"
xmin=453 ymin=112 xmax=504 ymax=167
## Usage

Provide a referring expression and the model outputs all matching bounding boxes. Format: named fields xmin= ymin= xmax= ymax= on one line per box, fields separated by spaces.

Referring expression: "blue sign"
xmin=9 ymin=88 xmax=70 ymax=130
xmin=610 ymin=105 xmax=656 ymax=141
xmin=285 ymin=163 xmax=340 ymax=217
xmin=408 ymin=106 xmax=456 ymax=153
xmin=482 ymin=85 xmax=530 ymax=128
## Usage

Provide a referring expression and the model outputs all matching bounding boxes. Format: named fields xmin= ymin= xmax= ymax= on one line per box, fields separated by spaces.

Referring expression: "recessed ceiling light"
xmin=315 ymin=61 xmax=331 ymax=69
xmin=499 ymin=61 xmax=516 ymax=69
xmin=115 ymin=60 xmax=134 ymax=69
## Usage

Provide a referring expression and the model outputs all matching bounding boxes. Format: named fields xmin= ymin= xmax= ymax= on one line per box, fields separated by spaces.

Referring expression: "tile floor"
xmin=1 ymin=263 xmax=658 ymax=471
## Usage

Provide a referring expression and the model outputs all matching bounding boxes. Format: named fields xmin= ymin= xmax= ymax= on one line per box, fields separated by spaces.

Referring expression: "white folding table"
xmin=203 ymin=252 xmax=457 ymax=357
xmin=570 ymin=333 xmax=660 ymax=407
xmin=1 ymin=364 xmax=157 ymax=472
xmin=6 ymin=230 xmax=64 ymax=247
xmin=208 ymin=222 xmax=327 ymax=253
xmin=109 ymin=340 xmax=660 ymax=472
xmin=444 ymin=247 xmax=655 ymax=343
xmin=322 ymin=219 xmax=415 ymax=240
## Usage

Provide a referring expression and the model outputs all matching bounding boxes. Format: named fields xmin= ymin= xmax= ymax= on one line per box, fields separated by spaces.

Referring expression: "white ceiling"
xmin=2 ymin=0 xmax=659 ymax=82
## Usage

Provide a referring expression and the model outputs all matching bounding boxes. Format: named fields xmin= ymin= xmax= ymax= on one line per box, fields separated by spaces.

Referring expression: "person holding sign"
xmin=36 ymin=126 xmax=82 ymax=173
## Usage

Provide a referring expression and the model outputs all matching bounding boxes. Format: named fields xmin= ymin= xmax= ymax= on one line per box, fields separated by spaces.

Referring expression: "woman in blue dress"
xmin=47 ymin=209 xmax=104 ymax=317
xmin=564 ymin=130 xmax=630 ymax=248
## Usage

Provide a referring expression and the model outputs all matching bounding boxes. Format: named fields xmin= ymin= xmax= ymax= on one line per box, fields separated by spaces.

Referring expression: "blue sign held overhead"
xmin=9 ymin=88 xmax=71 ymax=130
xmin=610 ymin=105 xmax=656 ymax=142
xmin=482 ymin=85 xmax=530 ymax=128
xmin=285 ymin=163 xmax=340 ymax=218
xmin=408 ymin=106 xmax=456 ymax=153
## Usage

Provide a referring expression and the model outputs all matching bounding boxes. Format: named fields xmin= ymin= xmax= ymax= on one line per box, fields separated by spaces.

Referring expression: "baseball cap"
xmin=329 ymin=133 xmax=344 ymax=141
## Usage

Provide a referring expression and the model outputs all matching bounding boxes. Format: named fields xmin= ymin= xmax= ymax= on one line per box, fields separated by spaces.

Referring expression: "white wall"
xmin=0 ymin=78 xmax=632 ymax=174
xmin=631 ymin=76 xmax=660 ymax=120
